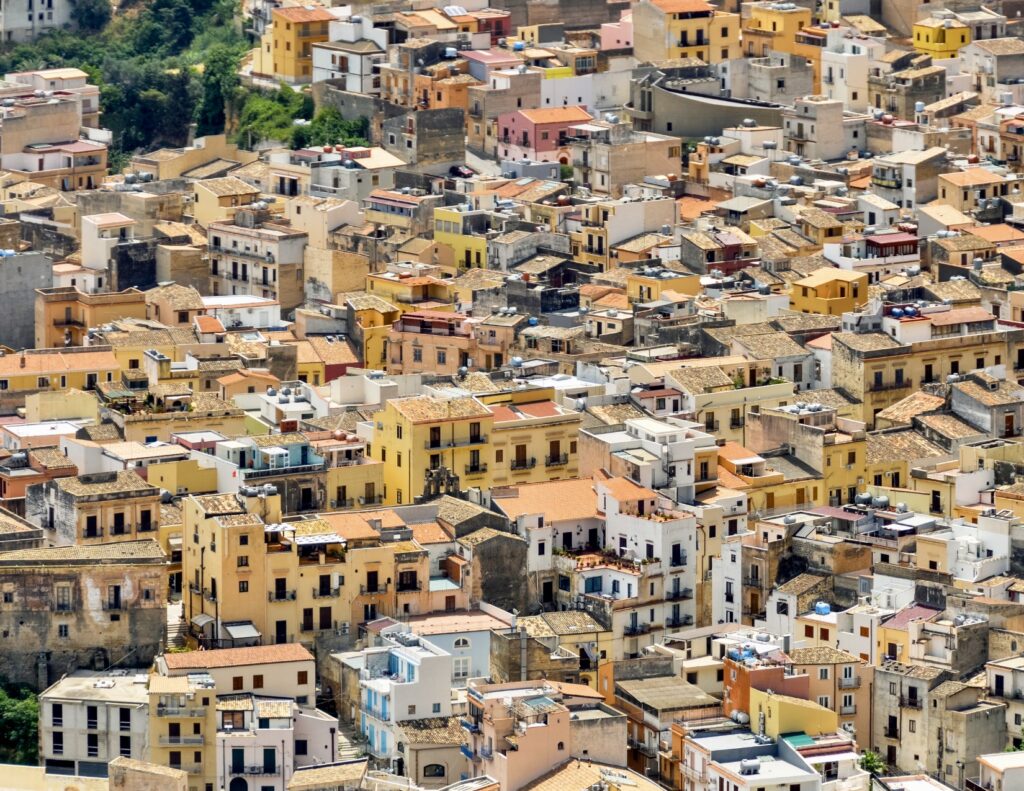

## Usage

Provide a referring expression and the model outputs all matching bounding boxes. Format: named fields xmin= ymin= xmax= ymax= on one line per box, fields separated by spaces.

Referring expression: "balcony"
xmin=331 ymin=498 xmax=355 ymax=509
xmin=742 ymin=576 xmax=765 ymax=588
xmin=730 ymin=417 xmax=745 ymax=428
xmin=267 ymin=590 xmax=296 ymax=602
xmin=681 ymin=764 xmax=706 ymax=783
xmin=511 ymin=457 xmax=537 ymax=471
xmin=669 ymin=554 xmax=687 ymax=568
xmin=234 ymin=766 xmax=278 ymax=776
xmin=460 ymin=744 xmax=477 ymax=761
xmin=102 ymin=601 xmax=124 ymax=611
xmin=872 ymin=175 xmax=902 ymax=189
xmin=838 ymin=676 xmax=861 ymax=689
xmin=966 ymin=779 xmax=989 ymax=791
xmin=885 ymin=727 xmax=900 ymax=739
xmin=624 ymin=622 xmax=651 ymax=636
xmin=666 ymin=587 xmax=693 ymax=601
xmin=360 ymin=584 xmax=390 ymax=595
xmin=868 ymin=378 xmax=912 ymax=392
xmin=460 ymin=718 xmax=481 ymax=733
xmin=666 ymin=615 xmax=694 ymax=628
xmin=545 ymin=453 xmax=569 ymax=467
xmin=156 ymin=706 xmax=206 ymax=717
xmin=51 ymin=602 xmax=75 ymax=613
xmin=479 ymin=746 xmax=493 ymax=759
xmin=840 ymin=704 xmax=856 ymax=715
xmin=424 ymin=435 xmax=488 ymax=450
xmin=159 ymin=736 xmax=205 ymax=746
xmin=53 ymin=316 xmax=85 ymax=327
xmin=359 ymin=495 xmax=384 ymax=506
xmin=312 ymin=588 xmax=341 ymax=599
xmin=628 ymin=738 xmax=656 ymax=757
xmin=899 ymin=695 xmax=921 ymax=709
xmin=464 ymin=463 xmax=488 ymax=475
xmin=243 ymin=462 xmax=327 ymax=480
xmin=704 ymin=421 xmax=719 ymax=432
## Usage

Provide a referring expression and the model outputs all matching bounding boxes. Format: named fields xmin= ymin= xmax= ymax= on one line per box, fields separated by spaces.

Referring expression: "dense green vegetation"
xmin=0 ymin=0 xmax=368 ymax=166
xmin=0 ymin=683 xmax=38 ymax=765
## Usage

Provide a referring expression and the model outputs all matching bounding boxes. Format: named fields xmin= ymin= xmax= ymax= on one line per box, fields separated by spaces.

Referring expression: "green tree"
xmin=70 ymin=0 xmax=111 ymax=32
xmin=0 ymin=686 xmax=38 ymax=765
xmin=859 ymin=751 xmax=885 ymax=775
xmin=196 ymin=44 xmax=241 ymax=137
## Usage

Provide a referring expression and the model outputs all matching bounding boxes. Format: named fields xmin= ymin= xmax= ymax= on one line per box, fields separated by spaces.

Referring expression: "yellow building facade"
xmin=790 ymin=270 xmax=868 ymax=316
xmin=913 ymin=17 xmax=970 ymax=58
xmin=268 ymin=6 xmax=334 ymax=84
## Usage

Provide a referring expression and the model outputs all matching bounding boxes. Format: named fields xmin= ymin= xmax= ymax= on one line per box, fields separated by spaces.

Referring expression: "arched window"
xmin=557 ymin=742 xmax=565 ymax=751
xmin=454 ymin=638 xmax=470 ymax=649
xmin=424 ymin=764 xmax=446 ymax=778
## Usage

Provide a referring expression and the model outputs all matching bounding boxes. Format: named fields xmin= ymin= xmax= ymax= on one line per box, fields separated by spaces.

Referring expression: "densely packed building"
xmin=13 ymin=0 xmax=1024 ymax=789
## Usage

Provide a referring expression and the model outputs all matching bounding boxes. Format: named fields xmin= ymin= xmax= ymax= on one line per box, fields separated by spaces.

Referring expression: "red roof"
xmin=163 ymin=643 xmax=313 ymax=670
xmin=885 ymin=603 xmax=942 ymax=629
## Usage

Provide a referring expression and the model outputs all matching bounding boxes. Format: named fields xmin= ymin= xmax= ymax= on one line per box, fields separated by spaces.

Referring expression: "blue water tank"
xmin=891 ymin=308 xmax=904 ymax=318
xmin=814 ymin=601 xmax=831 ymax=616
xmin=513 ymin=41 xmax=525 ymax=51
xmin=528 ymin=317 xmax=539 ymax=326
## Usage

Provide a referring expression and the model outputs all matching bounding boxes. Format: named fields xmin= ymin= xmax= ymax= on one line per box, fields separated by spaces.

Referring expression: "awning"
xmin=190 ymin=613 xmax=214 ymax=628
xmin=223 ymin=622 xmax=261 ymax=640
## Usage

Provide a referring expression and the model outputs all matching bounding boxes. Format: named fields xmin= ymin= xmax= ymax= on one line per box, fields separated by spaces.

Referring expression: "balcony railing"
xmin=159 ymin=735 xmax=205 ymax=746
xmin=312 ymin=588 xmax=341 ymax=599
xmin=884 ymin=727 xmax=900 ymax=739
xmin=243 ymin=462 xmax=327 ymax=480
xmin=359 ymin=495 xmax=384 ymax=506
xmin=53 ymin=317 xmax=85 ymax=327
xmin=233 ymin=766 xmax=278 ymax=776
xmin=730 ymin=417 xmax=745 ymax=428
xmin=424 ymin=435 xmax=488 ymax=450
xmin=464 ymin=463 xmax=488 ymax=475
xmin=624 ymin=623 xmax=651 ymax=636
xmin=742 ymin=576 xmax=765 ymax=588
xmin=899 ymin=695 xmax=921 ymax=709
xmin=868 ymin=378 xmax=912 ymax=392
xmin=666 ymin=587 xmax=693 ymax=601
xmin=360 ymin=584 xmax=390 ymax=595
xmin=460 ymin=718 xmax=481 ymax=733
xmin=460 ymin=744 xmax=477 ymax=761
xmin=397 ymin=582 xmax=422 ymax=592
xmin=966 ymin=778 xmax=990 ymax=791
xmin=511 ymin=457 xmax=537 ymax=471
xmin=840 ymin=704 xmax=856 ymax=715
xmin=156 ymin=706 xmax=207 ymax=717
xmin=267 ymin=590 xmax=296 ymax=602
xmin=666 ymin=615 xmax=694 ymax=628
xmin=838 ymin=676 xmax=861 ymax=689
xmin=545 ymin=453 xmax=569 ymax=467
xmin=669 ymin=554 xmax=687 ymax=568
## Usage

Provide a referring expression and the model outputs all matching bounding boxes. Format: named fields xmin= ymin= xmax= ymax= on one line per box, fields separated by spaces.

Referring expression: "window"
xmin=454 ymin=637 xmax=470 ymax=649
xmin=237 ymin=555 xmax=249 ymax=567
xmin=253 ymin=675 xmax=264 ymax=689
xmin=53 ymin=732 xmax=63 ymax=755
xmin=860 ymin=626 xmax=869 ymax=637
xmin=538 ymin=541 xmax=546 ymax=556
xmin=120 ymin=734 xmax=131 ymax=757
xmin=296 ymin=740 xmax=308 ymax=756
xmin=437 ymin=349 xmax=447 ymax=364
xmin=424 ymin=765 xmax=446 ymax=779
xmin=804 ymin=625 xmax=814 ymax=638
xmin=240 ymin=535 xmax=248 ymax=546
xmin=557 ymin=741 xmax=565 ymax=750
xmin=432 ymin=702 xmax=441 ymax=713
xmin=408 ymin=705 xmax=416 ymax=715
xmin=298 ymin=671 xmax=308 ymax=685
xmin=58 ymin=624 xmax=69 ymax=638
xmin=817 ymin=696 xmax=830 ymax=709
xmin=908 ymin=720 xmax=916 ymax=733
xmin=239 ymin=581 xmax=249 ymax=593
xmin=453 ymin=657 xmax=470 ymax=679
xmin=819 ymin=668 xmax=829 ymax=680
